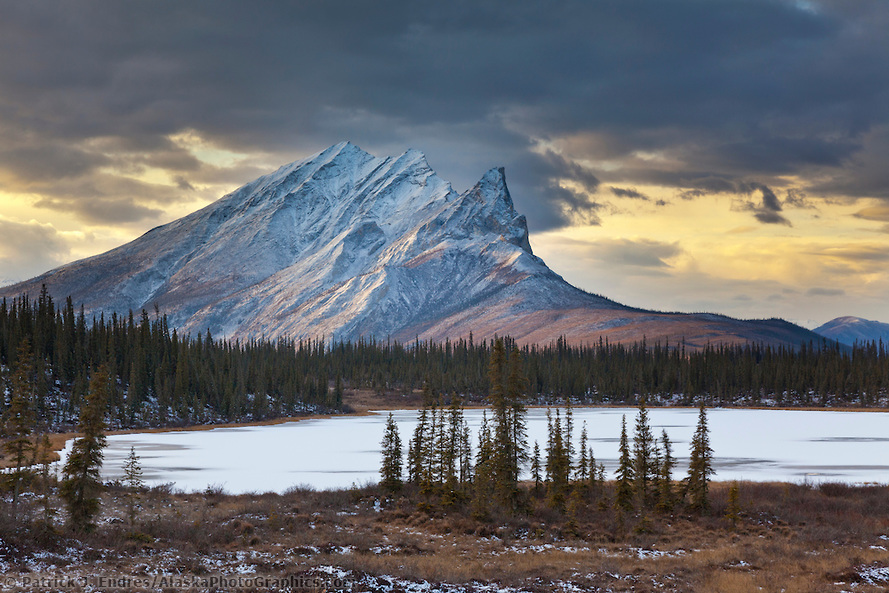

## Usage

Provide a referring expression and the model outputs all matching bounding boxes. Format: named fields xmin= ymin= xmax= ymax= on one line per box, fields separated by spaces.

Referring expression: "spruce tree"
xmin=614 ymin=415 xmax=635 ymax=512
xmin=545 ymin=409 xmax=569 ymax=510
xmin=61 ymin=366 xmax=110 ymax=531
xmin=531 ymin=440 xmax=542 ymax=497
xmin=123 ymin=446 xmax=145 ymax=528
xmin=577 ymin=421 xmax=589 ymax=483
xmin=380 ymin=413 xmax=403 ymax=493
xmin=435 ymin=395 xmax=464 ymax=504
xmin=408 ymin=387 xmax=431 ymax=488
xmin=473 ymin=411 xmax=495 ymax=519
xmin=489 ymin=338 xmax=515 ymax=505
xmin=506 ymin=346 xmax=528 ymax=499
xmin=632 ymin=398 xmax=655 ymax=506
xmin=564 ymin=398 xmax=574 ymax=473
xmin=333 ymin=375 xmax=344 ymax=409
xmin=429 ymin=403 xmax=443 ymax=486
xmin=656 ymin=429 xmax=675 ymax=512
xmin=686 ymin=402 xmax=714 ymax=512
xmin=459 ymin=420 xmax=473 ymax=487
xmin=3 ymin=338 xmax=37 ymax=509
xmin=725 ymin=481 xmax=740 ymax=529
xmin=36 ymin=434 xmax=57 ymax=533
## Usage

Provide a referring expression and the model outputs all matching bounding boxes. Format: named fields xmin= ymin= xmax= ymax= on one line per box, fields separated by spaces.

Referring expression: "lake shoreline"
xmin=31 ymin=397 xmax=888 ymax=471
xmin=46 ymin=406 xmax=889 ymax=493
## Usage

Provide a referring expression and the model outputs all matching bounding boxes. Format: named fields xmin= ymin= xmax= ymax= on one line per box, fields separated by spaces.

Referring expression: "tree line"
xmin=1 ymin=291 xmax=886 ymax=439
xmin=0 ymin=289 xmax=345 ymax=432
xmin=380 ymin=338 xmax=717 ymax=522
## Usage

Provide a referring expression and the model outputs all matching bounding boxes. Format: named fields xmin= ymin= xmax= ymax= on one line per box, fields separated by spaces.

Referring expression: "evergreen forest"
xmin=1 ymin=290 xmax=887 ymax=434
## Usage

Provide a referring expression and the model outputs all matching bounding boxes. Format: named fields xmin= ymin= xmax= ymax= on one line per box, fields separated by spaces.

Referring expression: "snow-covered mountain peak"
xmin=0 ymin=142 xmax=823 ymax=348
xmin=0 ymin=142 xmax=545 ymax=339
xmin=443 ymin=165 xmax=532 ymax=254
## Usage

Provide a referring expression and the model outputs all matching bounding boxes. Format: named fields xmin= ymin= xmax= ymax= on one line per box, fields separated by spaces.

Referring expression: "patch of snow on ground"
xmin=498 ymin=544 xmax=591 ymax=555
xmin=313 ymin=565 xmax=536 ymax=592
xmin=859 ymin=565 xmax=889 ymax=585
xmin=631 ymin=547 xmax=687 ymax=559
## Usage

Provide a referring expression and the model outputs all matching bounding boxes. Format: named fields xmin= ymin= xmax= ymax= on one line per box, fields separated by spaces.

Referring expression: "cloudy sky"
xmin=1 ymin=0 xmax=887 ymax=328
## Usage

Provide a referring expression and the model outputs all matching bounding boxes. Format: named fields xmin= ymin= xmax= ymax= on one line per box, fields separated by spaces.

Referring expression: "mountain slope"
xmin=0 ymin=142 xmax=822 ymax=348
xmin=814 ymin=316 xmax=889 ymax=346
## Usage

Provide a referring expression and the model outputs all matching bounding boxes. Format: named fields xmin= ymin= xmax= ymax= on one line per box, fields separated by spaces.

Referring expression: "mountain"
xmin=0 ymin=142 xmax=823 ymax=348
xmin=814 ymin=316 xmax=889 ymax=346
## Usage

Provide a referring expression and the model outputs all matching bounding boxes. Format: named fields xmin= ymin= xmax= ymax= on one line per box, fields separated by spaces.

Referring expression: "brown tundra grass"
xmin=1 ymin=480 xmax=888 ymax=592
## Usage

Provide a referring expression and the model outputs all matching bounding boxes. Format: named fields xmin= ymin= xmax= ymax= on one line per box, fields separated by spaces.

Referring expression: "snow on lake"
xmin=59 ymin=407 xmax=889 ymax=493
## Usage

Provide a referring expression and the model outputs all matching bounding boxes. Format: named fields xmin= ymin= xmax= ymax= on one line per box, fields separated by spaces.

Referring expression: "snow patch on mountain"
xmin=814 ymin=316 xmax=889 ymax=346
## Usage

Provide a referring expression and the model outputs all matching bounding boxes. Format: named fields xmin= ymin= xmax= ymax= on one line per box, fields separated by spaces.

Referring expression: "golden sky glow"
xmin=531 ymin=182 xmax=889 ymax=328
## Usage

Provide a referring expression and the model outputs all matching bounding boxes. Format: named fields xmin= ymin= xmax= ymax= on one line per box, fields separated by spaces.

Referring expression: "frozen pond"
xmin=60 ymin=407 xmax=889 ymax=493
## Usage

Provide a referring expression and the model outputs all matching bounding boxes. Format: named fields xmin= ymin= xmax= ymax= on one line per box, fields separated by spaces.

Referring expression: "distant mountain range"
xmin=0 ymin=142 xmax=824 ymax=348
xmin=814 ymin=316 xmax=889 ymax=346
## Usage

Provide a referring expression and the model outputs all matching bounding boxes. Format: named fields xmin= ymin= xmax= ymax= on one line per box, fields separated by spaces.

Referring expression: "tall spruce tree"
xmin=473 ymin=411 xmax=495 ymax=519
xmin=577 ymin=421 xmax=590 ymax=483
xmin=3 ymin=338 xmax=37 ymax=509
xmin=656 ymin=429 xmax=675 ymax=512
xmin=506 ymin=346 xmax=528 ymax=498
xmin=531 ymin=440 xmax=542 ymax=497
xmin=61 ymin=365 xmax=110 ymax=531
xmin=459 ymin=420 xmax=473 ymax=487
xmin=686 ymin=402 xmax=714 ymax=512
xmin=408 ymin=384 xmax=432 ymax=489
xmin=380 ymin=413 xmax=403 ymax=493
xmin=632 ymin=398 xmax=656 ymax=506
xmin=489 ymin=338 xmax=515 ymax=505
xmin=440 ymin=395 xmax=464 ymax=500
xmin=614 ymin=415 xmax=635 ymax=511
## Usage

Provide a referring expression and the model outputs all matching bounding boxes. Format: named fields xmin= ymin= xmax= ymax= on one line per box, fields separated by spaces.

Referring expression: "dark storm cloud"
xmin=610 ymin=187 xmax=649 ymax=201
xmin=506 ymin=149 xmax=602 ymax=229
xmin=174 ymin=176 xmax=195 ymax=192
xmin=734 ymin=183 xmax=793 ymax=226
xmin=0 ymin=0 xmax=888 ymax=229
xmin=35 ymin=196 xmax=164 ymax=225
xmin=678 ymin=189 xmax=709 ymax=201
xmin=25 ymin=173 xmax=185 ymax=224
xmin=0 ymin=144 xmax=111 ymax=182
xmin=784 ymin=189 xmax=816 ymax=210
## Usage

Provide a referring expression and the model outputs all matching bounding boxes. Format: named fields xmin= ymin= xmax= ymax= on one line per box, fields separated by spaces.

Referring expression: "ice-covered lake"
xmin=60 ymin=407 xmax=889 ymax=493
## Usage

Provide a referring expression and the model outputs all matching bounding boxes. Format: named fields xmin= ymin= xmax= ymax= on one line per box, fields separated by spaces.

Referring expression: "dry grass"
xmin=2 ymin=480 xmax=889 ymax=591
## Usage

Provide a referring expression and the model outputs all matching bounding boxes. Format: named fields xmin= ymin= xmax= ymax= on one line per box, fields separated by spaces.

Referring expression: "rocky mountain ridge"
xmin=0 ymin=142 xmax=822 ymax=348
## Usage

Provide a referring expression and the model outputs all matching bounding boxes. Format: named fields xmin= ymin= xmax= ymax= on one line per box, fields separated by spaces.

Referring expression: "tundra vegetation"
xmin=2 ymin=296 xmax=889 ymax=590
xmin=0 ymin=339 xmax=887 ymax=591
